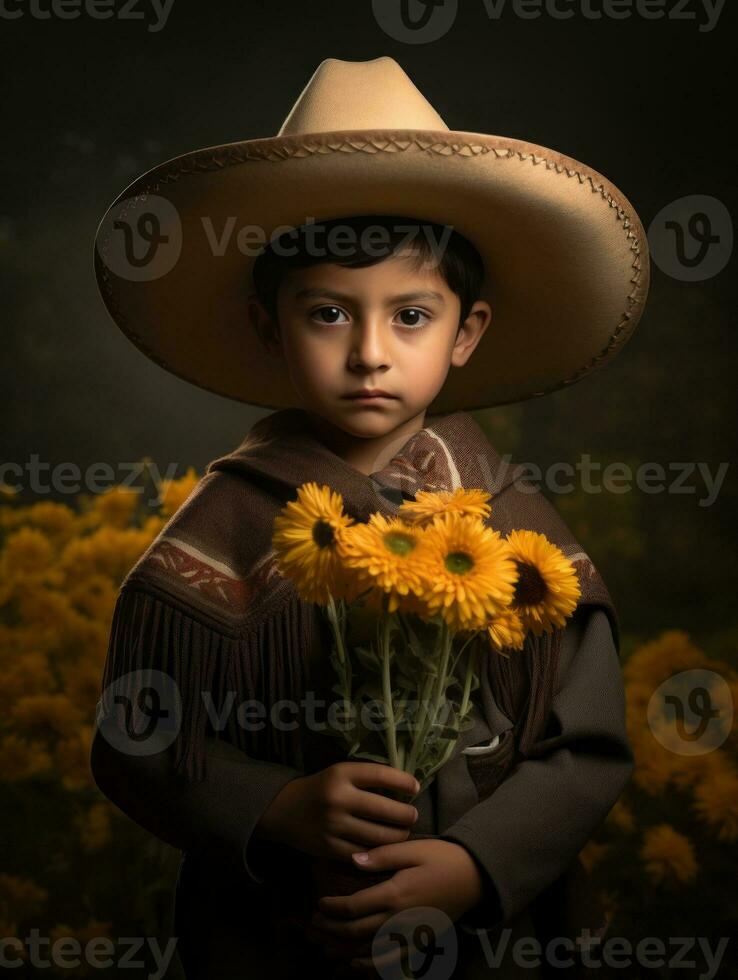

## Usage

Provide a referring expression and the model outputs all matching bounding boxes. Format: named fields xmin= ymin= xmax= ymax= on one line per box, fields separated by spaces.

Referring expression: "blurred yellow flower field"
xmin=0 ymin=467 xmax=198 ymax=956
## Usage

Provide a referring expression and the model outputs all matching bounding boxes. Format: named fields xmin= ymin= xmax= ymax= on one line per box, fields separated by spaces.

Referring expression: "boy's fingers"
xmin=349 ymin=840 xmax=417 ymax=872
xmin=348 ymin=763 xmax=419 ymax=797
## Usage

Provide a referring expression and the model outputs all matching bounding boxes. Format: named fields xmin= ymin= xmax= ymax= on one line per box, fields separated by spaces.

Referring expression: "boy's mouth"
xmin=343 ymin=388 xmax=397 ymax=400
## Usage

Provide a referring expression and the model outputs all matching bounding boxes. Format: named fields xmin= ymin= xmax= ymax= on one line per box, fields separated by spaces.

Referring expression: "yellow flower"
xmin=57 ymin=526 xmax=154 ymax=585
xmin=337 ymin=513 xmax=430 ymax=614
xmin=67 ymin=574 xmax=117 ymax=621
xmin=505 ymin=529 xmax=581 ymax=636
xmin=272 ymin=482 xmax=355 ymax=605
xmin=692 ymin=765 xmax=738 ymax=843
xmin=158 ymin=466 xmax=200 ymax=519
xmin=0 ymin=873 xmax=47 ymax=921
xmin=640 ymin=824 xmax=697 ymax=886
xmin=50 ymin=919 xmax=112 ymax=948
xmin=11 ymin=693 xmax=83 ymax=739
xmin=623 ymin=630 xmax=709 ymax=687
xmin=0 ymin=734 xmax=52 ymax=780
xmin=0 ymin=624 xmax=41 ymax=660
xmin=485 ymin=607 xmax=527 ymax=654
xmin=59 ymin=655 xmax=107 ymax=713
xmin=606 ymin=799 xmax=635 ymax=833
xmin=578 ymin=840 xmax=610 ymax=874
xmin=17 ymin=501 xmax=77 ymax=541
xmin=597 ymin=890 xmax=619 ymax=925
xmin=0 ymin=652 xmax=54 ymax=714
xmin=410 ymin=512 xmax=518 ymax=631
xmin=57 ymin=616 xmax=108 ymax=664
xmin=88 ymin=487 xmax=140 ymax=529
xmin=55 ymin=725 xmax=96 ymax=791
xmin=627 ymin=727 xmax=712 ymax=795
xmin=77 ymin=802 xmax=113 ymax=851
xmin=15 ymin=587 xmax=77 ymax=638
xmin=1 ymin=526 xmax=54 ymax=577
xmin=398 ymin=488 xmax=493 ymax=527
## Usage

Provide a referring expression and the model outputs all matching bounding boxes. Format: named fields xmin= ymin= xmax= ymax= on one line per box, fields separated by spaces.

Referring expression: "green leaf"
xmin=351 ymin=750 xmax=391 ymax=765
xmin=354 ymin=644 xmax=380 ymax=672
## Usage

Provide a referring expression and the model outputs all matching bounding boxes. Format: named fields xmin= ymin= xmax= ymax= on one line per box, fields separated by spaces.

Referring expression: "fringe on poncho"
xmin=98 ymin=407 xmax=620 ymax=785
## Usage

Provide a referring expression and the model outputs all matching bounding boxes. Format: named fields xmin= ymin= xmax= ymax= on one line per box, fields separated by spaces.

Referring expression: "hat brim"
xmin=93 ymin=128 xmax=649 ymax=411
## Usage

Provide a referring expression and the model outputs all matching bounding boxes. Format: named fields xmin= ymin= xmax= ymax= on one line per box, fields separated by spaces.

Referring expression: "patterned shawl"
xmin=99 ymin=406 xmax=619 ymax=790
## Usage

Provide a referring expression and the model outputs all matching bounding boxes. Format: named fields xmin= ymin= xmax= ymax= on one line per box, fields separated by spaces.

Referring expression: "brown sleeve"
xmin=92 ymin=583 xmax=307 ymax=886
xmin=440 ymin=606 xmax=634 ymax=930
xmin=90 ymin=722 xmax=303 ymax=886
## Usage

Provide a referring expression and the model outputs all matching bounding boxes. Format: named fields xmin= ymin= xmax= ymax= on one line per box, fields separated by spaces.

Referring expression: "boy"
xmin=92 ymin=58 xmax=649 ymax=979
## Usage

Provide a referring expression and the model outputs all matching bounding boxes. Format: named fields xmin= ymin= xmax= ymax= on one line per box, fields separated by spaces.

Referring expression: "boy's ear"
xmin=451 ymin=300 xmax=492 ymax=368
xmin=247 ymin=294 xmax=281 ymax=356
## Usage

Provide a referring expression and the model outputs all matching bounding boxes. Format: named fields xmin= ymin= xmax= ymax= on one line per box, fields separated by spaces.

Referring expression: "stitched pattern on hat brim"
xmin=96 ymin=132 xmax=646 ymax=409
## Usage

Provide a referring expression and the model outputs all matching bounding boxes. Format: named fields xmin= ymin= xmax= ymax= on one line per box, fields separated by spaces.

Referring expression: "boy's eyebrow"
xmin=291 ymin=287 xmax=446 ymax=305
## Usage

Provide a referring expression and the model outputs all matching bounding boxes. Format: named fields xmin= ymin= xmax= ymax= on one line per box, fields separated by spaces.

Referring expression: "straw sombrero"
xmin=93 ymin=56 xmax=650 ymax=412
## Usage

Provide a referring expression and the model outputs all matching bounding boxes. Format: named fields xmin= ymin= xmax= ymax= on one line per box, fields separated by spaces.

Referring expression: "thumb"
xmin=351 ymin=842 xmax=413 ymax=870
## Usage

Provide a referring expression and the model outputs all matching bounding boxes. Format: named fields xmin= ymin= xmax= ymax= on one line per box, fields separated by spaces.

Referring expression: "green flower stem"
xmin=405 ymin=615 xmax=445 ymax=775
xmin=411 ymin=619 xmax=453 ymax=776
xmin=458 ymin=640 xmax=478 ymax=721
xmin=424 ymin=639 xmax=481 ymax=781
xmin=326 ymin=595 xmax=354 ymax=747
xmin=449 ymin=630 xmax=479 ymax=679
xmin=405 ymin=660 xmax=436 ymax=776
xmin=381 ymin=595 xmax=399 ymax=769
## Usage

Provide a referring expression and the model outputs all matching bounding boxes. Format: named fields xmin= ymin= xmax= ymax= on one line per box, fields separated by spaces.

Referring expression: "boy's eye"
xmin=309 ymin=306 xmax=431 ymax=329
xmin=311 ymin=306 xmax=349 ymax=325
xmin=396 ymin=308 xmax=430 ymax=329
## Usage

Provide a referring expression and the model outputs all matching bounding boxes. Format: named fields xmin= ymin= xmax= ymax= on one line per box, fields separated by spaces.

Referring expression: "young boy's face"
xmin=250 ymin=250 xmax=491 ymax=453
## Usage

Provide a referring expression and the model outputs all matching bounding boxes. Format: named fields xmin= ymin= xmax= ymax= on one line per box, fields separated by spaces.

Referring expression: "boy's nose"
xmin=347 ymin=320 xmax=391 ymax=370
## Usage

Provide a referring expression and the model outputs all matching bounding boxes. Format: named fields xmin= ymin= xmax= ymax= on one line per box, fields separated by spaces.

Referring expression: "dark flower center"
xmin=384 ymin=532 xmax=416 ymax=557
xmin=513 ymin=561 xmax=547 ymax=606
xmin=312 ymin=520 xmax=335 ymax=549
xmin=445 ymin=551 xmax=474 ymax=575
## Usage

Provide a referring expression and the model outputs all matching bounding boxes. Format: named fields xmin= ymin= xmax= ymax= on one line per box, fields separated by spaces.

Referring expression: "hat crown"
xmin=277 ymin=56 xmax=449 ymax=137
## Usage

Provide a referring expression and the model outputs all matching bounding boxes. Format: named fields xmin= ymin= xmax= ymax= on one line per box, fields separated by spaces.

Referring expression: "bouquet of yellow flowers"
xmin=272 ymin=484 xmax=581 ymax=795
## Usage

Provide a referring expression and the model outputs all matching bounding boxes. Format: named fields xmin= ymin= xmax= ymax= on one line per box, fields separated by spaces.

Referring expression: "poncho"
xmin=93 ymin=407 xmax=634 ymax=979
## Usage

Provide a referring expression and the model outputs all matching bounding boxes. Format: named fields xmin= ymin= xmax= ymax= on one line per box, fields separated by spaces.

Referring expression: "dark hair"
xmin=250 ymin=214 xmax=486 ymax=342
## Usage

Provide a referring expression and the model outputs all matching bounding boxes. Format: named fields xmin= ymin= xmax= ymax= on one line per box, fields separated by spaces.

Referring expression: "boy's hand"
xmin=255 ymin=761 xmax=420 ymax=861
xmin=301 ymin=838 xmax=486 ymax=975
